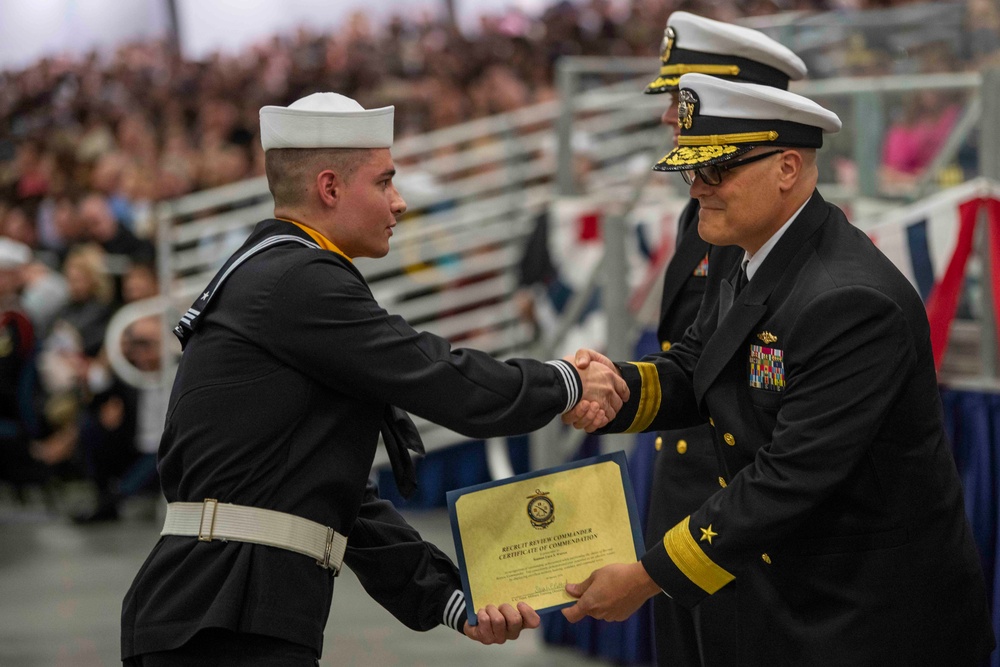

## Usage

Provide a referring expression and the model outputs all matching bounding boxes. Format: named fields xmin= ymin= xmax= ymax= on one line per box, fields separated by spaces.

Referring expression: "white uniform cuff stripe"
xmin=444 ymin=590 xmax=466 ymax=631
xmin=546 ymin=360 xmax=580 ymax=413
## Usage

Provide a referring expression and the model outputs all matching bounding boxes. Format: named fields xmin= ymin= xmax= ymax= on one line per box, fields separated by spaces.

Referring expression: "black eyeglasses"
xmin=680 ymin=150 xmax=786 ymax=186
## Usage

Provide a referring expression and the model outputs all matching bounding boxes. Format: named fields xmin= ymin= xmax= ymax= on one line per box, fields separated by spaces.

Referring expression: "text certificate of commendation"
xmin=446 ymin=450 xmax=644 ymax=625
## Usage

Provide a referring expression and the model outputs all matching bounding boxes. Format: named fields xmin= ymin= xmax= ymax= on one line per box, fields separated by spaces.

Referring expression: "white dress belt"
xmin=161 ymin=499 xmax=348 ymax=573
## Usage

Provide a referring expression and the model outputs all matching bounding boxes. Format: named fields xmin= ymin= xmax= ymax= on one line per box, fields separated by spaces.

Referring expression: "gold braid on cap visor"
xmin=660 ymin=63 xmax=741 ymax=77
xmin=679 ymin=130 xmax=780 ymax=146
xmin=645 ymin=64 xmax=743 ymax=92
xmin=657 ymin=145 xmax=744 ymax=168
xmin=657 ymin=131 xmax=780 ymax=168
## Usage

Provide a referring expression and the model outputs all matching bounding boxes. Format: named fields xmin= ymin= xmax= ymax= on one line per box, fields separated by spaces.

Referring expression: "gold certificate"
xmin=446 ymin=451 xmax=643 ymax=625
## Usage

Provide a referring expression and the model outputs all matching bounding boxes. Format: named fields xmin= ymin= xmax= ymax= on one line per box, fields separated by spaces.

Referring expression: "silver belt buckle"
xmin=317 ymin=527 xmax=340 ymax=575
xmin=198 ymin=498 xmax=219 ymax=542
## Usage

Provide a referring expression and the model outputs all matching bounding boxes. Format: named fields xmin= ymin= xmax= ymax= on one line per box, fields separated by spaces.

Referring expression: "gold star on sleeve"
xmin=664 ymin=517 xmax=733 ymax=594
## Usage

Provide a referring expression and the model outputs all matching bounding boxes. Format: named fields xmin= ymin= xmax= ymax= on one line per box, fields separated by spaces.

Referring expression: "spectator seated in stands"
xmin=880 ymin=89 xmax=961 ymax=190
xmin=879 ymin=44 xmax=966 ymax=192
xmin=74 ymin=315 xmax=165 ymax=523
xmin=77 ymin=192 xmax=155 ymax=266
xmin=0 ymin=237 xmax=48 ymax=495
xmin=31 ymin=244 xmax=115 ymax=469
xmin=121 ymin=261 xmax=159 ymax=305
xmin=52 ymin=243 xmax=115 ymax=360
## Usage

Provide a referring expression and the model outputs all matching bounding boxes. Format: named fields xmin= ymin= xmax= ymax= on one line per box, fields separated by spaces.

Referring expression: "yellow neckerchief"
xmin=276 ymin=217 xmax=352 ymax=263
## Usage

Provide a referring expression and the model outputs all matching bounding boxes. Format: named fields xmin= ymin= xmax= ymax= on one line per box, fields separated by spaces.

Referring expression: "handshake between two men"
xmin=565 ymin=348 xmax=627 ymax=432
xmin=564 ymin=348 xmax=630 ymax=432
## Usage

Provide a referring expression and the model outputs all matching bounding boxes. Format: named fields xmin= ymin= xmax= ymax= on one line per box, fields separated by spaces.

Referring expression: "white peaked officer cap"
xmin=646 ymin=11 xmax=807 ymax=93
xmin=0 ymin=237 xmax=31 ymax=269
xmin=655 ymin=73 xmax=841 ymax=171
xmin=259 ymin=93 xmax=394 ymax=151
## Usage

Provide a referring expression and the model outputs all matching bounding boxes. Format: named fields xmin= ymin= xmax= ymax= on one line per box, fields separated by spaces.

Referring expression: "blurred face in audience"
xmin=123 ymin=316 xmax=161 ymax=371
xmin=90 ymin=154 xmax=125 ymax=194
xmin=62 ymin=246 xmax=110 ymax=304
xmin=64 ymin=257 xmax=95 ymax=302
xmin=157 ymin=158 xmax=195 ymax=200
xmin=120 ymin=164 xmax=155 ymax=202
xmin=53 ymin=197 xmax=85 ymax=244
xmin=0 ymin=266 xmax=22 ymax=301
xmin=123 ymin=264 xmax=158 ymax=303
xmin=1 ymin=207 xmax=36 ymax=248
xmin=78 ymin=194 xmax=118 ymax=241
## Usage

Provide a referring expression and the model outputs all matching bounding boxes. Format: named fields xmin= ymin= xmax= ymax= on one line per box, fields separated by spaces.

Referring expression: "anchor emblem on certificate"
xmin=526 ymin=489 xmax=555 ymax=529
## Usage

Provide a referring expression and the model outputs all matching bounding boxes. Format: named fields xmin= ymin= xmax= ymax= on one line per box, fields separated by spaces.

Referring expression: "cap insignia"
xmin=678 ymin=89 xmax=697 ymax=130
xmin=660 ymin=26 xmax=676 ymax=62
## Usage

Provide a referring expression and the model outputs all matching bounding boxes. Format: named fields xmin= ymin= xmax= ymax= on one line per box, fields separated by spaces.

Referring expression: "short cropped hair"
xmin=264 ymin=148 xmax=369 ymax=207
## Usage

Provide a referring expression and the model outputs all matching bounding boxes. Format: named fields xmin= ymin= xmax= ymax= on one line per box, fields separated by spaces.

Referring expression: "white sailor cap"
xmin=655 ymin=73 xmax=841 ymax=171
xmin=645 ymin=12 xmax=807 ymax=94
xmin=0 ymin=237 xmax=31 ymax=270
xmin=259 ymin=93 xmax=394 ymax=151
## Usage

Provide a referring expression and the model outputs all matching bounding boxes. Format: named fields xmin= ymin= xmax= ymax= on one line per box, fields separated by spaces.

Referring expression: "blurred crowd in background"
xmin=0 ymin=0 xmax=999 ymax=520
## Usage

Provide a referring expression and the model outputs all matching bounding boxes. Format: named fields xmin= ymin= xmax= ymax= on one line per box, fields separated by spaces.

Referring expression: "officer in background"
xmin=562 ymin=74 xmax=994 ymax=665
xmin=642 ymin=12 xmax=806 ymax=666
xmin=121 ymin=93 xmax=627 ymax=665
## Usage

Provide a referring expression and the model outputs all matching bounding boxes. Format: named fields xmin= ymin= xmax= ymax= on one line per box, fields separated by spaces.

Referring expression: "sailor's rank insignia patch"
xmin=693 ymin=253 xmax=709 ymax=277
xmin=749 ymin=344 xmax=784 ymax=391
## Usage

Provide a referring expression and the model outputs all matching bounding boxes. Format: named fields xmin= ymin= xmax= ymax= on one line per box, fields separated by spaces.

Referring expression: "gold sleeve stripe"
xmin=624 ymin=362 xmax=661 ymax=434
xmin=679 ymin=131 xmax=779 ymax=147
xmin=660 ymin=64 xmax=741 ymax=77
xmin=664 ymin=516 xmax=735 ymax=594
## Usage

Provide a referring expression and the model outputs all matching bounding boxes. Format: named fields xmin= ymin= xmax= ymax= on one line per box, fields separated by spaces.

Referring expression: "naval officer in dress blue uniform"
xmin=641 ymin=13 xmax=807 ymax=666
xmin=561 ymin=74 xmax=994 ymax=666
xmin=121 ymin=93 xmax=628 ymax=666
